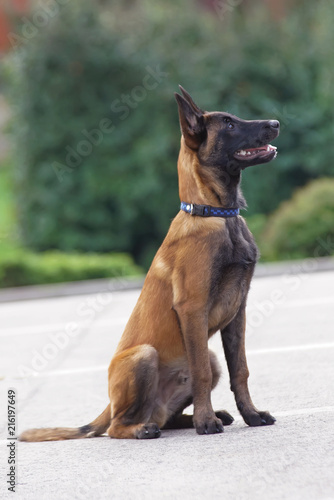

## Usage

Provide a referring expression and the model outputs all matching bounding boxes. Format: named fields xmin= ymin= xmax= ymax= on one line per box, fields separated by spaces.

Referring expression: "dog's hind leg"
xmin=163 ymin=410 xmax=234 ymax=429
xmin=163 ymin=350 xmax=234 ymax=429
xmin=107 ymin=344 xmax=162 ymax=439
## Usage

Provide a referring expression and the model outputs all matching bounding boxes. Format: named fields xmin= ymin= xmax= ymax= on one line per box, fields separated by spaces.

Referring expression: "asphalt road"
xmin=1 ymin=269 xmax=334 ymax=500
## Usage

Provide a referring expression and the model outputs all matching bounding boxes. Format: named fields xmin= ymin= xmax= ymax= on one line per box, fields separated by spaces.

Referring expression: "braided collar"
xmin=180 ymin=202 xmax=240 ymax=218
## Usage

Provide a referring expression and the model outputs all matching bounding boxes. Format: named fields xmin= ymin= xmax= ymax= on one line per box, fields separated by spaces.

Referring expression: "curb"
xmin=0 ymin=257 xmax=333 ymax=303
xmin=0 ymin=276 xmax=145 ymax=303
xmin=254 ymin=256 xmax=334 ymax=278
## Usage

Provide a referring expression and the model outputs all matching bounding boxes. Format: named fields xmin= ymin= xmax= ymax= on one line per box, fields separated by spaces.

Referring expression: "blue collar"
xmin=180 ymin=202 xmax=240 ymax=218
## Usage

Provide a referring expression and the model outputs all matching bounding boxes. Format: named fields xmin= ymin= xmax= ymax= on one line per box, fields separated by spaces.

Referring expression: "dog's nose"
xmin=268 ymin=120 xmax=280 ymax=129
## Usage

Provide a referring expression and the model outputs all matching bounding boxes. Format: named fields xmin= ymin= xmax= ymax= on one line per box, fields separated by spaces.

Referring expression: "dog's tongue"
xmin=236 ymin=145 xmax=277 ymax=157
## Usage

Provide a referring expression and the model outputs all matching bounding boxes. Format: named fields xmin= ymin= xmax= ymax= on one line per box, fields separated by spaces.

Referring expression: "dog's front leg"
xmin=173 ymin=306 xmax=224 ymax=435
xmin=221 ymin=302 xmax=276 ymax=426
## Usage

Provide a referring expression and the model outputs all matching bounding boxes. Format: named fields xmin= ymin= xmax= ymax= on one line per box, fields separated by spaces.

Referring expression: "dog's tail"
xmin=19 ymin=404 xmax=111 ymax=442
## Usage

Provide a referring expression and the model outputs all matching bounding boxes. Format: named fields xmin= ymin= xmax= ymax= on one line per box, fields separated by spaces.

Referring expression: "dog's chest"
xmin=208 ymin=218 xmax=258 ymax=333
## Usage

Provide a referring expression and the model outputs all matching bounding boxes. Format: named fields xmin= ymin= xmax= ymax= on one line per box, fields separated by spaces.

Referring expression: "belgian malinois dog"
xmin=20 ymin=87 xmax=279 ymax=441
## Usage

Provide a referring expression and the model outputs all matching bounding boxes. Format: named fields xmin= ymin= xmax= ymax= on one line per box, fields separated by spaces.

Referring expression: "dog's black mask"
xmin=175 ymin=87 xmax=280 ymax=174
xmin=199 ymin=112 xmax=280 ymax=171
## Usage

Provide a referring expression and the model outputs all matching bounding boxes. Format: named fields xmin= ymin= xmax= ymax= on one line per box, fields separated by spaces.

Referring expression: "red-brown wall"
xmin=0 ymin=0 xmax=30 ymax=52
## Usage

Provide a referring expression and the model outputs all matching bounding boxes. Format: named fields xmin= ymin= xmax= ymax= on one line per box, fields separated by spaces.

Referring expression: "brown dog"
xmin=20 ymin=86 xmax=279 ymax=441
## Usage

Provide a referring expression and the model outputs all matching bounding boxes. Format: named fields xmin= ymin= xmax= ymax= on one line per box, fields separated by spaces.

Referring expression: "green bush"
xmin=260 ymin=178 xmax=334 ymax=261
xmin=103 ymin=0 xmax=334 ymax=216
xmin=6 ymin=3 xmax=180 ymax=269
xmin=0 ymin=157 xmax=17 ymax=248
xmin=5 ymin=0 xmax=334 ymax=269
xmin=0 ymin=250 xmax=142 ymax=288
xmin=244 ymin=213 xmax=267 ymax=247
xmin=0 ymin=158 xmax=142 ymax=287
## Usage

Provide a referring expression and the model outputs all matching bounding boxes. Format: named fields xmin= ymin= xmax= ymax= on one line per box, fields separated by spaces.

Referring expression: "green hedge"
xmin=6 ymin=3 xmax=180 ymax=269
xmin=261 ymin=178 xmax=334 ymax=261
xmin=5 ymin=0 xmax=334 ymax=269
xmin=0 ymin=250 xmax=142 ymax=288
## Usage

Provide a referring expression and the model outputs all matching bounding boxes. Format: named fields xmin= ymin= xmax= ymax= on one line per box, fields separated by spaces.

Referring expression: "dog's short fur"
xmin=20 ymin=87 xmax=279 ymax=441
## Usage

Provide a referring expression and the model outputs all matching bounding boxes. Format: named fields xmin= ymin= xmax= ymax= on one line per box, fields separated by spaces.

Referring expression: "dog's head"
xmin=174 ymin=86 xmax=280 ymax=172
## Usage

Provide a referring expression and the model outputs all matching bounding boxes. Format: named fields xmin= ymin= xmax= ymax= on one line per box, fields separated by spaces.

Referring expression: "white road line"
xmin=26 ymin=365 xmax=108 ymax=378
xmin=247 ymin=342 xmax=334 ymax=356
xmin=2 ymin=294 xmax=333 ymax=337
xmin=272 ymin=406 xmax=334 ymax=417
xmin=280 ymin=296 xmax=334 ymax=308
xmin=0 ymin=318 xmax=129 ymax=337
xmin=3 ymin=341 xmax=333 ymax=381
xmin=4 ymin=365 xmax=108 ymax=380
xmin=233 ymin=406 xmax=334 ymax=422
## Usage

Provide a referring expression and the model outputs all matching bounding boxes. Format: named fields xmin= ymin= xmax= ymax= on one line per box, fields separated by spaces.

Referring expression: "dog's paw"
xmin=244 ymin=410 xmax=276 ymax=427
xmin=215 ymin=410 xmax=234 ymax=426
xmin=194 ymin=414 xmax=224 ymax=435
xmin=136 ymin=423 xmax=161 ymax=439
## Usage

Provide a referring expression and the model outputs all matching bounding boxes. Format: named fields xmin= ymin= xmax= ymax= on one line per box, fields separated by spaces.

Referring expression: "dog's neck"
xmin=177 ymin=138 xmax=246 ymax=209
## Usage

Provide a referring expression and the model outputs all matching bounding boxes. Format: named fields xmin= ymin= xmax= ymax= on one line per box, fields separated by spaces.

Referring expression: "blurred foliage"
xmin=260 ymin=178 xmax=334 ymax=261
xmin=245 ymin=214 xmax=267 ymax=250
xmin=4 ymin=0 xmax=334 ymax=268
xmin=0 ymin=157 xmax=17 ymax=249
xmin=0 ymin=158 xmax=142 ymax=287
xmin=6 ymin=2 xmax=182 ymax=269
xmin=0 ymin=250 xmax=142 ymax=288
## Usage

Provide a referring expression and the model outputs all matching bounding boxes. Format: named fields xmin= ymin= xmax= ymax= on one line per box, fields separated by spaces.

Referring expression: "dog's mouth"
xmin=234 ymin=144 xmax=277 ymax=160
xmin=234 ymin=144 xmax=277 ymax=162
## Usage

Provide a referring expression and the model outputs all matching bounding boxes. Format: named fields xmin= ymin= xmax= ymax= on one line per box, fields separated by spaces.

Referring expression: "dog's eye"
xmin=224 ymin=118 xmax=234 ymax=129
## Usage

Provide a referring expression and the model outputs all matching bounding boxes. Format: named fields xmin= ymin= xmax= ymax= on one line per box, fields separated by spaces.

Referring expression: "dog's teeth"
xmin=238 ymin=150 xmax=246 ymax=156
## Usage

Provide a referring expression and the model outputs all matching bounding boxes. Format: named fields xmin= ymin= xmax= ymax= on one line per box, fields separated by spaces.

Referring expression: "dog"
xmin=20 ymin=86 xmax=279 ymax=441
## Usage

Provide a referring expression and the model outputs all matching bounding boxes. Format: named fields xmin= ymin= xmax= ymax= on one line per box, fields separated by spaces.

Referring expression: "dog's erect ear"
xmin=174 ymin=88 xmax=206 ymax=150
xmin=179 ymin=85 xmax=204 ymax=115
